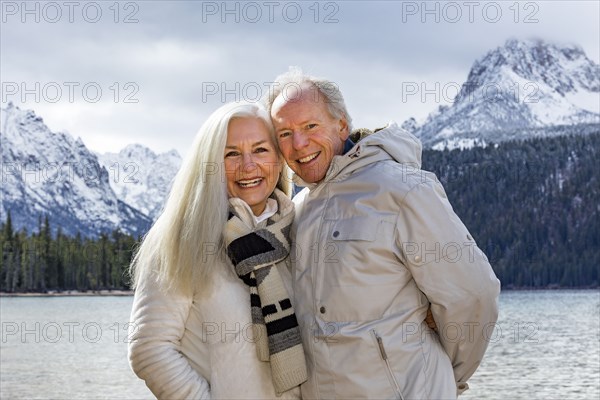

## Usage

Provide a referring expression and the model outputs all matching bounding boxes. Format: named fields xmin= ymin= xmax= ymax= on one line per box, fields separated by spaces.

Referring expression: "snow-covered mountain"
xmin=411 ymin=38 xmax=600 ymax=149
xmin=1 ymin=103 xmax=152 ymax=237
xmin=3 ymin=38 xmax=598 ymax=237
xmin=96 ymin=145 xmax=181 ymax=220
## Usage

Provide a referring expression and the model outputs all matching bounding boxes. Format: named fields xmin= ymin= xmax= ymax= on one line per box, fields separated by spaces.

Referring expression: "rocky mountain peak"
xmin=413 ymin=38 xmax=600 ymax=150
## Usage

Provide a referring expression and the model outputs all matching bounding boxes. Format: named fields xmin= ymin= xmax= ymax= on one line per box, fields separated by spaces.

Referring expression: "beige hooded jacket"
xmin=291 ymin=122 xmax=500 ymax=399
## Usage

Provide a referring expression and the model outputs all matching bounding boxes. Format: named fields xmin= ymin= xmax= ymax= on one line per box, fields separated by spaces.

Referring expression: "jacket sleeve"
xmin=395 ymin=178 xmax=500 ymax=394
xmin=128 ymin=273 xmax=211 ymax=400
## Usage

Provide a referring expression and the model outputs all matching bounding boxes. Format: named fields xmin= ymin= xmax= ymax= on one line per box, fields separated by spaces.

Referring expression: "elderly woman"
xmin=128 ymin=102 xmax=306 ymax=399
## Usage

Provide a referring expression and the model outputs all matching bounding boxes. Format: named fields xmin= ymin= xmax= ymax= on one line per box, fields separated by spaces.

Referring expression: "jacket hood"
xmin=349 ymin=122 xmax=422 ymax=168
xmin=294 ymin=122 xmax=423 ymax=189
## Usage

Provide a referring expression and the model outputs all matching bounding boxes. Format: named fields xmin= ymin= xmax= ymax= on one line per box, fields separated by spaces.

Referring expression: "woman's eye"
xmin=225 ymin=151 xmax=239 ymax=157
xmin=254 ymin=147 xmax=268 ymax=153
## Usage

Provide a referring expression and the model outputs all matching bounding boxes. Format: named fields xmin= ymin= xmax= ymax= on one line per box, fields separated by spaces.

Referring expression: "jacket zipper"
xmin=372 ymin=329 xmax=405 ymax=400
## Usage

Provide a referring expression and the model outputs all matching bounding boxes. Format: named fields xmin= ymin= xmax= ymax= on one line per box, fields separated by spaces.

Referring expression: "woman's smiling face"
xmin=224 ymin=117 xmax=281 ymax=216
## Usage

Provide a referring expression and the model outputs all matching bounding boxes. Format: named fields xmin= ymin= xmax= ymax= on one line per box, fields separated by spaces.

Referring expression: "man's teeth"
xmin=238 ymin=178 xmax=263 ymax=188
xmin=298 ymin=152 xmax=319 ymax=164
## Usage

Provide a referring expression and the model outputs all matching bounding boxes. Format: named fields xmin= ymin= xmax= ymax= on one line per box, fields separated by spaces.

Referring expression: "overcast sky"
xmin=1 ymin=0 xmax=599 ymax=157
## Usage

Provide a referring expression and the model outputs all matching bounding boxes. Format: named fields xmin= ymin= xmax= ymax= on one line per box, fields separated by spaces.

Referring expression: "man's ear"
xmin=339 ymin=117 xmax=350 ymax=140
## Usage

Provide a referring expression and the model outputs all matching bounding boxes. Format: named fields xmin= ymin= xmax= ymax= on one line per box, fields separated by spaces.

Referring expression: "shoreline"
xmin=0 ymin=290 xmax=133 ymax=297
xmin=1 ymin=287 xmax=598 ymax=297
xmin=501 ymin=285 xmax=599 ymax=291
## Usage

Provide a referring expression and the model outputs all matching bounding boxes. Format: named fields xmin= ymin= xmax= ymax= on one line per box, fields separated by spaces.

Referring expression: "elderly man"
xmin=263 ymin=69 xmax=500 ymax=400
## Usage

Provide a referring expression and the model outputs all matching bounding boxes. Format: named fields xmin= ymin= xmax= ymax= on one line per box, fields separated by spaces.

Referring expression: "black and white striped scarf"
xmin=224 ymin=193 xmax=307 ymax=395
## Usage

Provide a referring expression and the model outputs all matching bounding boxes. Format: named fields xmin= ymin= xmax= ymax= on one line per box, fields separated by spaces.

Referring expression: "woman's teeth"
xmin=238 ymin=178 xmax=263 ymax=188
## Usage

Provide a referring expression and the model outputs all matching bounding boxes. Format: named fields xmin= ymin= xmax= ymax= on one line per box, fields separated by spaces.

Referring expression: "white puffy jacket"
xmin=128 ymin=196 xmax=301 ymax=400
xmin=291 ymin=123 xmax=501 ymax=399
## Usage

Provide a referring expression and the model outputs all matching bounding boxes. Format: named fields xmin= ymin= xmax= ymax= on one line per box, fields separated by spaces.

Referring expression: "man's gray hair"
xmin=262 ymin=67 xmax=353 ymax=132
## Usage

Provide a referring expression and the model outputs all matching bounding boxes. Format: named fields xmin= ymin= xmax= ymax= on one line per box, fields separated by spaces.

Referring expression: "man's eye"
xmin=307 ymin=124 xmax=317 ymax=129
xmin=279 ymin=131 xmax=291 ymax=138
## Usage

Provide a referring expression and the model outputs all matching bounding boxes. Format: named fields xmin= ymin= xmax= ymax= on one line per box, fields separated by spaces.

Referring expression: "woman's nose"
xmin=241 ymin=153 xmax=258 ymax=173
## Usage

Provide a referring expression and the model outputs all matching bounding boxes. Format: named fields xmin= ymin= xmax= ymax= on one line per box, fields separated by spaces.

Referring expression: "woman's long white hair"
xmin=130 ymin=102 xmax=291 ymax=295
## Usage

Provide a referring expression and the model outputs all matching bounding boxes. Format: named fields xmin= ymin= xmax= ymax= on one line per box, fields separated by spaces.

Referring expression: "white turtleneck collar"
xmin=228 ymin=197 xmax=279 ymax=228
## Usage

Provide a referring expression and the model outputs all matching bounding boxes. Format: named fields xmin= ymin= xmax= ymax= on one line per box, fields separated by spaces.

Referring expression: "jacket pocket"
xmin=327 ymin=217 xmax=379 ymax=241
xmin=320 ymin=218 xmax=404 ymax=322
xmin=371 ymin=329 xmax=405 ymax=400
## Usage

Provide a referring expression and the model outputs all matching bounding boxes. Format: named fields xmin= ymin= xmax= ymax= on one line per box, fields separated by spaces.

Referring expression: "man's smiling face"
xmin=270 ymin=85 xmax=349 ymax=184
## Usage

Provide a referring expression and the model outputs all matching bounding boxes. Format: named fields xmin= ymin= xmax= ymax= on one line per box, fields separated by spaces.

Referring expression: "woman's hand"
xmin=425 ymin=307 xmax=437 ymax=331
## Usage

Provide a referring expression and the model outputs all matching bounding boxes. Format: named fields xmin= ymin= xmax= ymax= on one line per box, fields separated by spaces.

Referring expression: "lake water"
xmin=1 ymin=290 xmax=599 ymax=399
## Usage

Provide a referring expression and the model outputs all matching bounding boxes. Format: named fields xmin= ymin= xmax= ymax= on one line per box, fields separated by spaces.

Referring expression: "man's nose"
xmin=292 ymin=131 xmax=309 ymax=150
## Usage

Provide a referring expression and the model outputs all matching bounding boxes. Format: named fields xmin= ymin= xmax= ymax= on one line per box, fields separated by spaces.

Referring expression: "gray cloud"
xmin=1 ymin=0 xmax=598 ymax=157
